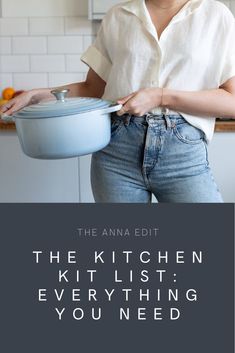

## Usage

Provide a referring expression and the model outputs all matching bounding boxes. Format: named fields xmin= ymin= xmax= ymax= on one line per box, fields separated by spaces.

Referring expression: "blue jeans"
xmin=91 ymin=113 xmax=223 ymax=203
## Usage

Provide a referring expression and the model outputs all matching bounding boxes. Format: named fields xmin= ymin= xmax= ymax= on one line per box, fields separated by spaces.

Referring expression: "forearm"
xmin=162 ymin=88 xmax=235 ymax=119
xmin=56 ymin=81 xmax=103 ymax=98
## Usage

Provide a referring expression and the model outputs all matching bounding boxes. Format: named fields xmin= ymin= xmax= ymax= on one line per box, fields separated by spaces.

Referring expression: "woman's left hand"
xmin=117 ymin=88 xmax=163 ymax=116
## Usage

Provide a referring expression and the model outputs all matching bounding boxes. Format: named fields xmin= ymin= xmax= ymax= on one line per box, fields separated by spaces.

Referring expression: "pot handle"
xmin=102 ymin=104 xmax=123 ymax=115
xmin=0 ymin=113 xmax=15 ymax=123
xmin=51 ymin=89 xmax=70 ymax=103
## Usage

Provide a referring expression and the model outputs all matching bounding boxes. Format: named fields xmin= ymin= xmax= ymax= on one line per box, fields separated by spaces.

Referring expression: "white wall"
xmin=0 ymin=16 xmax=99 ymax=90
xmin=0 ymin=1 xmax=100 ymax=91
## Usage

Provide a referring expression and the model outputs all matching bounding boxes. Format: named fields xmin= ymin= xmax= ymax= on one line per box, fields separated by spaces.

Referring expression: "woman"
xmin=1 ymin=0 xmax=235 ymax=203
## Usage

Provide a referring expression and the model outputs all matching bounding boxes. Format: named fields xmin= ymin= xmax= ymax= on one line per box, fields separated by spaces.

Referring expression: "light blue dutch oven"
xmin=2 ymin=89 xmax=122 ymax=160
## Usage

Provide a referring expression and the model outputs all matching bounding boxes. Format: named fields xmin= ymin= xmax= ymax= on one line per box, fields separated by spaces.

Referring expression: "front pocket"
xmin=111 ymin=119 xmax=124 ymax=138
xmin=173 ymin=122 xmax=205 ymax=144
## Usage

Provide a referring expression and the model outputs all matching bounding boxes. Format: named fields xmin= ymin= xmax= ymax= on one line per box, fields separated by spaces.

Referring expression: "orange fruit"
xmin=2 ymin=87 xmax=15 ymax=100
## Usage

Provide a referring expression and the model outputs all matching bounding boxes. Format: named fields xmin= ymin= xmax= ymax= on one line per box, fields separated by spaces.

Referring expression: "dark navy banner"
xmin=0 ymin=204 xmax=234 ymax=353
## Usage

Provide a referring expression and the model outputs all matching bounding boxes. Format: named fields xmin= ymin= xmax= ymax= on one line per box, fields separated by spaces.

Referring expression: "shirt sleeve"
xmin=81 ymin=20 xmax=112 ymax=82
xmin=220 ymin=13 xmax=235 ymax=85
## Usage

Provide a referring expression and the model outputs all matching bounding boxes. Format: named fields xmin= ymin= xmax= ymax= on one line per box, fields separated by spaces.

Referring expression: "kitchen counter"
xmin=0 ymin=122 xmax=15 ymax=130
xmin=1 ymin=120 xmax=235 ymax=132
xmin=214 ymin=120 xmax=235 ymax=132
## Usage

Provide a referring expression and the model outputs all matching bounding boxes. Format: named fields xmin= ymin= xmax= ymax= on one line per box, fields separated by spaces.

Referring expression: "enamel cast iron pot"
xmin=1 ymin=89 xmax=122 ymax=160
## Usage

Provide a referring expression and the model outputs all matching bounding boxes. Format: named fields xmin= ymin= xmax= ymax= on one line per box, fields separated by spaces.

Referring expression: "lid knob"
xmin=51 ymin=89 xmax=70 ymax=103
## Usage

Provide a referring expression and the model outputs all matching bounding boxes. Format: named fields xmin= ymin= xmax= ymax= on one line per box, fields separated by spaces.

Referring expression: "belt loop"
xmin=164 ymin=114 xmax=172 ymax=129
xmin=124 ymin=114 xmax=131 ymax=126
xmin=145 ymin=112 xmax=153 ymax=123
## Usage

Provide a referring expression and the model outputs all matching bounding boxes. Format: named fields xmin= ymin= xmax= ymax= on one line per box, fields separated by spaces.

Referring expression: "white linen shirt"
xmin=81 ymin=0 xmax=235 ymax=141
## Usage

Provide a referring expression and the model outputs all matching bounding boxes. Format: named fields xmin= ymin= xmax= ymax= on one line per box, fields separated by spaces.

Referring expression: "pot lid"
xmin=14 ymin=89 xmax=116 ymax=119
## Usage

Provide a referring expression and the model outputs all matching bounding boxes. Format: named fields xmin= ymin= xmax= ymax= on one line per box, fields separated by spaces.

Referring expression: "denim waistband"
xmin=111 ymin=112 xmax=184 ymax=126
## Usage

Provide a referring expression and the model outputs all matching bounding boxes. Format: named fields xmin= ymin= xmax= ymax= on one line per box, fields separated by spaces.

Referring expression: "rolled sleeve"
xmin=220 ymin=55 xmax=235 ymax=85
xmin=81 ymin=45 xmax=112 ymax=82
xmin=81 ymin=21 xmax=112 ymax=82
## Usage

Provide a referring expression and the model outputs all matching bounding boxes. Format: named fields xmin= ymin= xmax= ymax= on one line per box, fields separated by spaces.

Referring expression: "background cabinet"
xmin=0 ymin=131 xmax=80 ymax=202
xmin=0 ymin=0 xmax=87 ymax=17
xmin=88 ymin=0 xmax=127 ymax=19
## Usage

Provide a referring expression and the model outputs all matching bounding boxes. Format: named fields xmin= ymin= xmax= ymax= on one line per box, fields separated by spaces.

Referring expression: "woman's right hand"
xmin=0 ymin=90 xmax=36 ymax=117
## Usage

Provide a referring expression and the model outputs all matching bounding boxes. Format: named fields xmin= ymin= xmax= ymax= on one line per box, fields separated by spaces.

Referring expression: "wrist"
xmin=30 ymin=88 xmax=52 ymax=104
xmin=161 ymin=89 xmax=176 ymax=110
